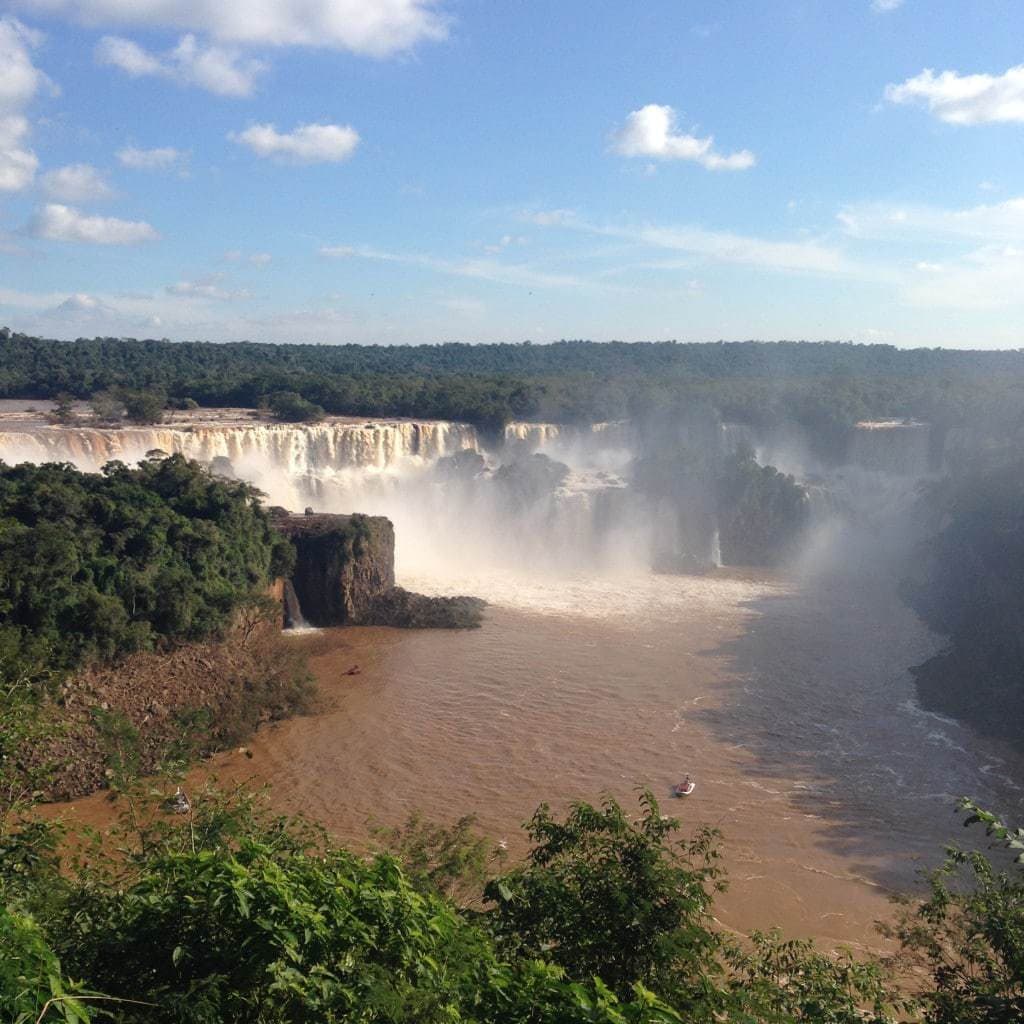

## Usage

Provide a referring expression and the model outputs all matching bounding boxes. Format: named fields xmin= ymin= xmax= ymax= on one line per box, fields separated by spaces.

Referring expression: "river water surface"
xmin=168 ymin=564 xmax=1024 ymax=953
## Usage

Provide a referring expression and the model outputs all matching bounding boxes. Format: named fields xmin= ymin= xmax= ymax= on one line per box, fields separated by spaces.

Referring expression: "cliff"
xmin=272 ymin=511 xmax=395 ymax=627
xmin=272 ymin=510 xmax=484 ymax=629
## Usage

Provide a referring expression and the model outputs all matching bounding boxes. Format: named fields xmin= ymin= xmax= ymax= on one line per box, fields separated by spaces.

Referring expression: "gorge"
xmin=6 ymin=400 xmax=1022 ymax=950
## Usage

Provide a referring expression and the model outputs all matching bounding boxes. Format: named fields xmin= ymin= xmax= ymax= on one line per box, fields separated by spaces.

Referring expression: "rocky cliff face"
xmin=272 ymin=511 xmax=395 ymax=627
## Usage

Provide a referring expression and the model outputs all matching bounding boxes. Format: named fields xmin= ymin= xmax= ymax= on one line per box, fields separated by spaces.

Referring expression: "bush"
xmin=266 ymin=391 xmax=324 ymax=423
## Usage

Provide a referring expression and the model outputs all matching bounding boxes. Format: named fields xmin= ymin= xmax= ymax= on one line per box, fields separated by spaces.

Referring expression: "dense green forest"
xmin=0 ymin=456 xmax=293 ymax=692
xmin=4 ymin=331 xmax=1024 ymax=438
xmin=2 ymin=783 xmax=1021 ymax=1023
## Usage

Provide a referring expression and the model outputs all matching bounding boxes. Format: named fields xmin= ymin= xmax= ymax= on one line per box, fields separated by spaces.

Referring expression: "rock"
xmin=362 ymin=587 xmax=486 ymax=629
xmin=272 ymin=511 xmax=395 ymax=627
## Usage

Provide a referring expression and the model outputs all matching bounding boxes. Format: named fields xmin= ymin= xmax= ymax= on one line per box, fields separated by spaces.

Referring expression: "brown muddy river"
xmin=144 ymin=565 xmax=1019 ymax=952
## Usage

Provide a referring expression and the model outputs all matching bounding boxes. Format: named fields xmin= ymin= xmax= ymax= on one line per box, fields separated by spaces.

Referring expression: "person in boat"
xmin=674 ymin=775 xmax=693 ymax=794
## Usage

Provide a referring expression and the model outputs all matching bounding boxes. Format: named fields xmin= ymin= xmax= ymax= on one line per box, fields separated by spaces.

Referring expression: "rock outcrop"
xmin=272 ymin=510 xmax=484 ymax=629
xmin=272 ymin=511 xmax=395 ymax=627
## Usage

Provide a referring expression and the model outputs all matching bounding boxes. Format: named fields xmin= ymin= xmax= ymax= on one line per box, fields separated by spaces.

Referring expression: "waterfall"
xmin=282 ymin=579 xmax=312 ymax=631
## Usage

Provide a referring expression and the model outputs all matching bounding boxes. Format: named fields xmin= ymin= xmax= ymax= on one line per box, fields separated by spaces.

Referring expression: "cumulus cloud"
xmin=29 ymin=202 xmax=159 ymax=243
xmin=41 ymin=162 xmax=113 ymax=201
xmin=611 ymin=104 xmax=756 ymax=171
xmin=885 ymin=64 xmax=1024 ymax=124
xmin=871 ymin=0 xmax=903 ymax=11
xmin=97 ymin=33 xmax=264 ymax=96
xmin=231 ymin=122 xmax=359 ymax=163
xmin=117 ymin=145 xmax=183 ymax=170
xmin=0 ymin=116 xmax=37 ymax=190
xmin=16 ymin=1 xmax=448 ymax=57
xmin=0 ymin=17 xmax=54 ymax=191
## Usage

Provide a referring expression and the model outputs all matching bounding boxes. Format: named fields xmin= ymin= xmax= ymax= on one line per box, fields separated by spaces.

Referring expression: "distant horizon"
xmin=4 ymin=326 xmax=1024 ymax=354
xmin=6 ymin=325 xmax=1024 ymax=357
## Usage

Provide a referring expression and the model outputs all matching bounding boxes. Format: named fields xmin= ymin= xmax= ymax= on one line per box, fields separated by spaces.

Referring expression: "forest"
xmin=0 ymin=456 xmax=293 ymax=691
xmin=4 ymin=331 xmax=1024 ymax=443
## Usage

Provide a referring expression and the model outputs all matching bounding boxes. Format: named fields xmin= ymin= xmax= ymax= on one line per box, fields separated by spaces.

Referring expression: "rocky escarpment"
xmin=273 ymin=511 xmax=395 ymax=626
xmin=272 ymin=510 xmax=484 ymax=629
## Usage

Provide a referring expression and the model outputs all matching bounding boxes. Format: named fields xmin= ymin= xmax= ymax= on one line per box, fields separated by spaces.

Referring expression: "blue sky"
xmin=0 ymin=0 xmax=1022 ymax=347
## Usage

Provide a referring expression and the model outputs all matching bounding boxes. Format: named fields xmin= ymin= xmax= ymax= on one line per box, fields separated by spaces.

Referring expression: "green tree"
xmin=889 ymin=801 xmax=1024 ymax=1024
xmin=120 ymin=389 xmax=166 ymax=425
xmin=266 ymin=391 xmax=324 ymax=423
xmin=484 ymin=791 xmax=725 ymax=1007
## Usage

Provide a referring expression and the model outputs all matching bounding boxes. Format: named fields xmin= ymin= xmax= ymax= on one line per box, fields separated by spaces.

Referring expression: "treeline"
xmin=3 ymin=785 xmax=1021 ymax=1023
xmin=0 ymin=456 xmax=293 ymax=690
xmin=4 ymin=331 xmax=1024 ymax=436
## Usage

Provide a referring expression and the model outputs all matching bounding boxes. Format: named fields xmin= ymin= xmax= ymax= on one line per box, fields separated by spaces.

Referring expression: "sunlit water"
xmin=184 ymin=564 xmax=1024 ymax=950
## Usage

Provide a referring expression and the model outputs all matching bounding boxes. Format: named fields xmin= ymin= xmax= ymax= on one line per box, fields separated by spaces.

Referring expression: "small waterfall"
xmin=503 ymin=422 xmax=562 ymax=452
xmin=282 ymin=578 xmax=312 ymax=631
xmin=710 ymin=527 xmax=722 ymax=568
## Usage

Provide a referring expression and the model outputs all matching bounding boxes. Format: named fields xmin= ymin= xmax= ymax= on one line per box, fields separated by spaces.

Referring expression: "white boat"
xmin=671 ymin=781 xmax=696 ymax=797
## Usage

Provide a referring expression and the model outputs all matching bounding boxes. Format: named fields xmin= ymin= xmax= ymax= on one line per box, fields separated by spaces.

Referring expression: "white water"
xmin=0 ymin=410 xmax=944 ymax=588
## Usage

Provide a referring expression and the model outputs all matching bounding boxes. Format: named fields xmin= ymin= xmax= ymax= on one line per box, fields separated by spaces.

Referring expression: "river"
xmin=10 ymin=405 xmax=1024 ymax=950
xmin=171 ymin=563 xmax=1024 ymax=953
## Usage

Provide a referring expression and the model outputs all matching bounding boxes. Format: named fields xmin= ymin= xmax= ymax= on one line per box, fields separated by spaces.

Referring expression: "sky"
xmin=0 ymin=0 xmax=1022 ymax=348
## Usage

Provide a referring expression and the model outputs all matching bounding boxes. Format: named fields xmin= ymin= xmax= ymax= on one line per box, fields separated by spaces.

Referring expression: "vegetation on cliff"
xmin=716 ymin=445 xmax=810 ymax=566
xmin=2 ymin=784 xmax=1020 ymax=1023
xmin=0 ymin=456 xmax=294 ymax=690
xmin=0 ymin=457 xmax=305 ymax=807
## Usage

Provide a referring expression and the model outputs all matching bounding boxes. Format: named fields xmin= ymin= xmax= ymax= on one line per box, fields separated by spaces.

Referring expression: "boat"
xmin=671 ymin=780 xmax=696 ymax=797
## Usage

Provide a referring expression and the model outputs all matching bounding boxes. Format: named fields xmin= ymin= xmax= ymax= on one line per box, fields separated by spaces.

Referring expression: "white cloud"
xmin=322 ymin=243 xmax=585 ymax=289
xmin=871 ymin=0 xmax=903 ymax=12
xmin=29 ymin=202 xmax=159 ymax=243
xmin=838 ymin=197 xmax=1024 ymax=243
xmin=483 ymin=234 xmax=526 ymax=254
xmin=885 ymin=64 xmax=1024 ymax=124
xmin=0 ymin=17 xmax=54 ymax=192
xmin=97 ymin=33 xmax=264 ymax=96
xmin=0 ymin=115 xmax=38 ymax=190
xmin=118 ymin=145 xmax=183 ymax=169
xmin=902 ymin=245 xmax=1024 ymax=310
xmin=520 ymin=208 xmax=576 ymax=227
xmin=53 ymin=291 xmax=116 ymax=315
xmin=611 ymin=104 xmax=756 ymax=171
xmin=166 ymin=275 xmax=250 ymax=300
xmin=16 ymin=1 xmax=448 ymax=57
xmin=41 ymin=162 xmax=113 ymax=201
xmin=248 ymin=252 xmax=272 ymax=266
xmin=232 ymin=122 xmax=359 ymax=163
xmin=439 ymin=296 xmax=486 ymax=315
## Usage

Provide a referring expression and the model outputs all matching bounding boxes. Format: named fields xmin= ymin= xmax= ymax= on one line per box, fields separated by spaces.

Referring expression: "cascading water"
xmin=0 ymin=405 xmax=947 ymax=589
xmin=0 ymin=411 xmax=656 ymax=582
xmin=282 ymin=579 xmax=313 ymax=631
